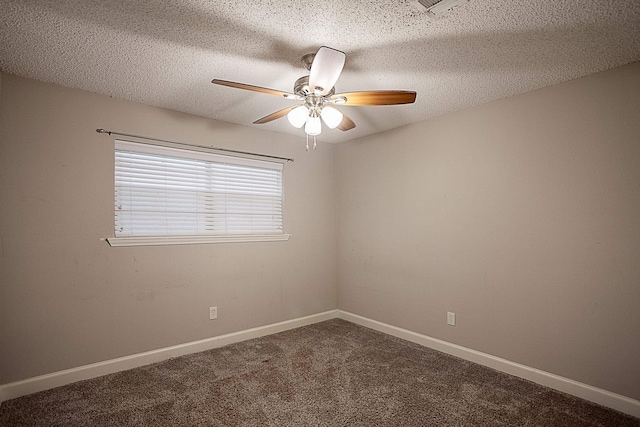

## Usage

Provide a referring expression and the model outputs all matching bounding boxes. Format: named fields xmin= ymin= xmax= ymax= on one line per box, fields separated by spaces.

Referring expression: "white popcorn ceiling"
xmin=1 ymin=0 xmax=639 ymax=143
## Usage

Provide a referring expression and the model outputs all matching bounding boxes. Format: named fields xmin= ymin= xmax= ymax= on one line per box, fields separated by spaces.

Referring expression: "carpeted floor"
xmin=1 ymin=319 xmax=638 ymax=426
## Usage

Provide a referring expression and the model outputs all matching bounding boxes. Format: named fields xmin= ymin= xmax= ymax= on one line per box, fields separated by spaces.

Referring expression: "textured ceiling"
xmin=1 ymin=0 xmax=639 ymax=143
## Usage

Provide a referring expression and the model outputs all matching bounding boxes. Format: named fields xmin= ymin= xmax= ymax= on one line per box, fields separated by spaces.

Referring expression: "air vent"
xmin=418 ymin=0 xmax=467 ymax=16
xmin=418 ymin=0 xmax=441 ymax=8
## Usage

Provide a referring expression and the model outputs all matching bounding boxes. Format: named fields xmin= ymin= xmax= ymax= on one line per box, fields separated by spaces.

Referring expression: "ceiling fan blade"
xmin=253 ymin=106 xmax=298 ymax=124
xmin=212 ymin=79 xmax=296 ymax=98
xmin=333 ymin=91 xmax=417 ymax=106
xmin=337 ymin=113 xmax=356 ymax=131
xmin=308 ymin=46 xmax=346 ymax=96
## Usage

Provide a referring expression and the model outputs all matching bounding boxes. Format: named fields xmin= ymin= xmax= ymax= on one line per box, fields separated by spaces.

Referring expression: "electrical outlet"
xmin=209 ymin=306 xmax=217 ymax=320
xmin=447 ymin=311 xmax=456 ymax=326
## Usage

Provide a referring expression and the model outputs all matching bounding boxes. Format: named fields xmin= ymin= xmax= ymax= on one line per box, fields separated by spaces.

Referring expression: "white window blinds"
xmin=114 ymin=140 xmax=284 ymax=240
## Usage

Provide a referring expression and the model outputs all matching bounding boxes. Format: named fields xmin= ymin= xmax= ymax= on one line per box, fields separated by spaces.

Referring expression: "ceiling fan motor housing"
xmin=294 ymin=75 xmax=335 ymax=98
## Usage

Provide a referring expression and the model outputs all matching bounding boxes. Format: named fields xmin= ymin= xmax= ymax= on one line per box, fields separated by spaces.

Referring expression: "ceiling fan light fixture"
xmin=287 ymin=105 xmax=309 ymax=128
xmin=320 ymin=106 xmax=343 ymax=129
xmin=305 ymin=115 xmax=322 ymax=136
xmin=212 ymin=46 xmax=416 ymax=144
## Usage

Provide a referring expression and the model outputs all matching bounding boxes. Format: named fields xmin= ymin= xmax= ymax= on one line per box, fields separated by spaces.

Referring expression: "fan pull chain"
xmin=313 ymin=136 xmax=317 ymax=150
xmin=305 ymin=134 xmax=310 ymax=151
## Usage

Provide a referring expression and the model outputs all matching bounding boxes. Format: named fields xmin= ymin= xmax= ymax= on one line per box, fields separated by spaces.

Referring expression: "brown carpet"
xmin=1 ymin=319 xmax=638 ymax=426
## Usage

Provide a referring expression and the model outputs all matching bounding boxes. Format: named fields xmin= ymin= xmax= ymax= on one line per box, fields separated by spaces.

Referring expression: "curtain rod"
xmin=96 ymin=129 xmax=294 ymax=163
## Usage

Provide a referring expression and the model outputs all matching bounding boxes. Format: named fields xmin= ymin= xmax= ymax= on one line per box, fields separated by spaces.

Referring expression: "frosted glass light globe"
xmin=287 ymin=105 xmax=309 ymax=128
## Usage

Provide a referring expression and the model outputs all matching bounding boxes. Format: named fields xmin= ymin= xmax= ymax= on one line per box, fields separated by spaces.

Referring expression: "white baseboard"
xmin=337 ymin=310 xmax=640 ymax=419
xmin=0 ymin=309 xmax=339 ymax=404
xmin=2 ymin=309 xmax=638 ymax=419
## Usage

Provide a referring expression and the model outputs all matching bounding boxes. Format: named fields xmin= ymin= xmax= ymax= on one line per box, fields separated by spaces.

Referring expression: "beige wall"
xmin=2 ymin=61 xmax=639 ymax=402
xmin=336 ymin=61 xmax=640 ymax=400
xmin=0 ymin=74 xmax=338 ymax=384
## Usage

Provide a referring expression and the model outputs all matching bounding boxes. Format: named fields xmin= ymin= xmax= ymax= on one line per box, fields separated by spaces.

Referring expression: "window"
xmin=107 ymin=140 xmax=289 ymax=246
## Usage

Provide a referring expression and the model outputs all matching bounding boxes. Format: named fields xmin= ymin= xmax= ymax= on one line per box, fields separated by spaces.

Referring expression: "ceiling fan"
xmin=212 ymin=46 xmax=417 ymax=150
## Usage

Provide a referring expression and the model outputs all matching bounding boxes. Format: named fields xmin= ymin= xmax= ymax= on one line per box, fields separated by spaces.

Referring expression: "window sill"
xmin=106 ymin=234 xmax=291 ymax=247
